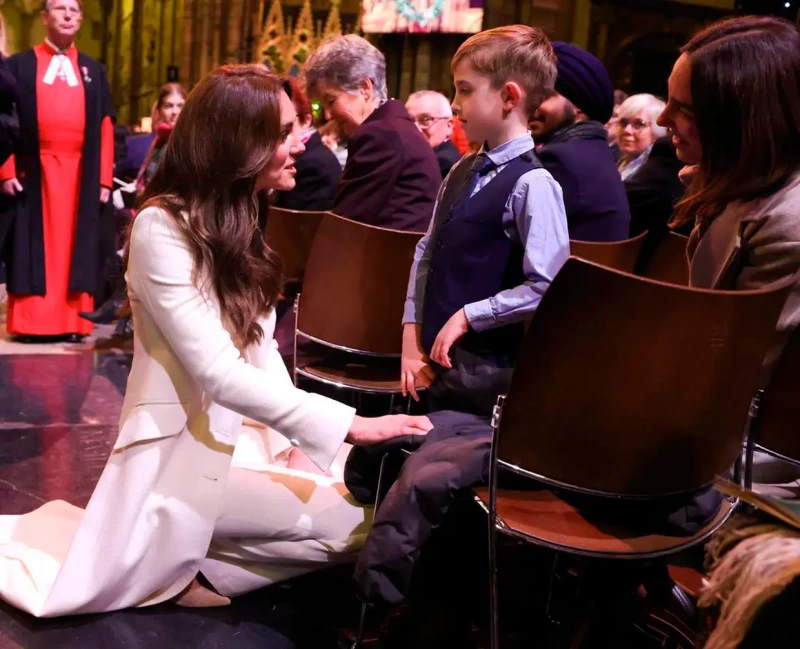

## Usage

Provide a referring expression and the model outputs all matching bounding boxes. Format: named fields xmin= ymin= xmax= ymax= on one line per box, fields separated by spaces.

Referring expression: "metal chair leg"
xmin=351 ymin=600 xmax=368 ymax=649
xmin=351 ymin=452 xmax=390 ymax=648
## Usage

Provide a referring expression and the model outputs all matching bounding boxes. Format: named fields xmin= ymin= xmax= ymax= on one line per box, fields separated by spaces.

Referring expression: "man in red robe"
xmin=0 ymin=0 xmax=114 ymax=343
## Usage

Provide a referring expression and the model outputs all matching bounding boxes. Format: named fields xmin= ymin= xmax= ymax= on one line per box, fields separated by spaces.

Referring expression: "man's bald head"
xmin=406 ymin=90 xmax=454 ymax=148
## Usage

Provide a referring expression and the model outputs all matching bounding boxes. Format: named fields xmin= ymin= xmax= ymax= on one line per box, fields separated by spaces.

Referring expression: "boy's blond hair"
xmin=451 ymin=25 xmax=556 ymax=116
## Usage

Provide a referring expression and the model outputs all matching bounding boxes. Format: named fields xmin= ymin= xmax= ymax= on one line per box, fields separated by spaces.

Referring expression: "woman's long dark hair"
xmin=138 ymin=65 xmax=286 ymax=348
xmin=672 ymin=16 xmax=800 ymax=229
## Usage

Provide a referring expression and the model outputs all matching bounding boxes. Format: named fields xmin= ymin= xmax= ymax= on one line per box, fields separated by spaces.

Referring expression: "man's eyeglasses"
xmin=618 ymin=118 xmax=650 ymax=131
xmin=413 ymin=115 xmax=449 ymax=127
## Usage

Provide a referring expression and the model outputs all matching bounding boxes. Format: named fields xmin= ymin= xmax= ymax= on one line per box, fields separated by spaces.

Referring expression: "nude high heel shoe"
xmin=174 ymin=578 xmax=232 ymax=608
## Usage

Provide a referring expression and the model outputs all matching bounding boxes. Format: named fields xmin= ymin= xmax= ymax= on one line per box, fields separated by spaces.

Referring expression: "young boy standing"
xmin=401 ymin=25 xmax=571 ymax=415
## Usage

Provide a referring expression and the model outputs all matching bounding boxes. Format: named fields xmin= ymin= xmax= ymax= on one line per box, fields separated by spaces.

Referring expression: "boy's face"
xmin=451 ymin=62 xmax=507 ymax=145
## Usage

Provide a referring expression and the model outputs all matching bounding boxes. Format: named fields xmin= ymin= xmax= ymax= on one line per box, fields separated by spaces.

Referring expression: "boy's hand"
xmin=401 ymin=323 xmax=435 ymax=401
xmin=430 ymin=309 xmax=469 ymax=369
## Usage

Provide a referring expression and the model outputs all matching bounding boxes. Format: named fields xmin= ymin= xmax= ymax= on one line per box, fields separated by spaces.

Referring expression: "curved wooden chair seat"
xmin=569 ymin=231 xmax=647 ymax=274
xmin=667 ymin=565 xmax=706 ymax=600
xmin=296 ymin=355 xmax=403 ymax=395
xmin=474 ymin=487 xmax=732 ymax=559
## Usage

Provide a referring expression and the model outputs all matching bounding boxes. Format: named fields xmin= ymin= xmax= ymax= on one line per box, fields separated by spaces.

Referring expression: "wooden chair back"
xmin=297 ymin=212 xmax=423 ymax=355
xmin=753 ymin=326 xmax=800 ymax=464
xmin=496 ymin=258 xmax=792 ymax=498
xmin=640 ymin=232 xmax=690 ymax=286
xmin=569 ymin=231 xmax=647 ymax=274
xmin=266 ymin=207 xmax=325 ymax=281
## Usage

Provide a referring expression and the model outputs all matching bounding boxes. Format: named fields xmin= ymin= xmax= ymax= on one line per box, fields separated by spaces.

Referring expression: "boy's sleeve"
xmin=402 ymin=160 xmax=463 ymax=325
xmin=463 ymin=170 xmax=570 ymax=331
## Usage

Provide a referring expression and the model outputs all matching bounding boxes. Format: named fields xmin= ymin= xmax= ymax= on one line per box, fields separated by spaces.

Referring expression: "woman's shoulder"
xmin=130 ymin=205 xmax=187 ymax=251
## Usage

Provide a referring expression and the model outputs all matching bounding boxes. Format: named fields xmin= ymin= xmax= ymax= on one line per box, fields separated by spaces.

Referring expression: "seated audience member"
xmin=402 ymin=25 xmax=569 ymax=417
xmin=80 ymin=83 xmax=187 ymax=327
xmin=605 ymin=89 xmax=627 ymax=161
xmin=304 ymin=35 xmax=441 ymax=232
xmin=616 ymin=93 xmax=667 ymax=181
xmin=347 ymin=28 xmax=568 ymax=639
xmin=625 ymin=135 xmax=687 ymax=238
xmin=319 ymin=120 xmax=348 ymax=167
xmin=659 ymin=15 xmax=800 ymax=482
xmin=275 ymin=79 xmax=341 ymax=211
xmin=135 ymin=83 xmax=186 ymax=191
xmin=406 ymin=90 xmax=461 ymax=179
xmin=529 ymin=42 xmax=631 ymax=242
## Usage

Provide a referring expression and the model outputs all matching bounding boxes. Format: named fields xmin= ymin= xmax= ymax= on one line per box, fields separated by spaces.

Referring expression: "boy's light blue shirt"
xmin=403 ymin=132 xmax=571 ymax=332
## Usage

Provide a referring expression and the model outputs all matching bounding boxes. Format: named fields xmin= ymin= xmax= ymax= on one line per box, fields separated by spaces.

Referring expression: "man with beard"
xmin=529 ymin=42 xmax=630 ymax=241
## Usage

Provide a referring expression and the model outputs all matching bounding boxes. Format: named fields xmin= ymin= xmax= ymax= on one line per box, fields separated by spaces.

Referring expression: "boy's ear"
xmin=501 ymin=81 xmax=524 ymax=110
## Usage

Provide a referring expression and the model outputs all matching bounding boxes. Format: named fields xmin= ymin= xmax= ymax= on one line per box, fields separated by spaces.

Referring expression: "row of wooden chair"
xmin=268 ymin=208 xmax=799 ymax=646
xmin=267 ymin=207 xmax=693 ymax=406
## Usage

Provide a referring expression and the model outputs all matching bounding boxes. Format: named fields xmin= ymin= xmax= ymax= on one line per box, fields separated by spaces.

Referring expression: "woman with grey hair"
xmin=304 ymin=35 xmax=440 ymax=232
xmin=616 ymin=93 xmax=667 ymax=181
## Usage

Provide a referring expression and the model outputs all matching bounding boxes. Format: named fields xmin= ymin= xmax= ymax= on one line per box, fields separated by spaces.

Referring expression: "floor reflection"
xmin=0 ymin=352 xmax=356 ymax=649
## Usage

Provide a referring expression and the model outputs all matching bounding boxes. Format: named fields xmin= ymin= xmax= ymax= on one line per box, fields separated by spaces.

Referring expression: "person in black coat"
xmin=529 ymin=42 xmax=631 ymax=242
xmin=406 ymin=90 xmax=462 ymax=180
xmin=625 ymin=135 xmax=688 ymax=238
xmin=305 ymin=35 xmax=440 ymax=233
xmin=0 ymin=53 xmax=18 ymax=254
xmin=275 ymin=79 xmax=341 ymax=211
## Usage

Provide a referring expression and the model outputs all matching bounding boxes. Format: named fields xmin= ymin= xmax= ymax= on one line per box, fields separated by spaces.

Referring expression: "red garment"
xmin=451 ymin=116 xmax=470 ymax=156
xmin=0 ymin=42 xmax=114 ymax=336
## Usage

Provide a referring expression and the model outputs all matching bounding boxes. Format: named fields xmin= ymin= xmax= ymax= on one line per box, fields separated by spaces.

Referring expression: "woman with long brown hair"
xmin=0 ymin=65 xmax=432 ymax=617
xmin=659 ymin=16 xmax=800 ymax=481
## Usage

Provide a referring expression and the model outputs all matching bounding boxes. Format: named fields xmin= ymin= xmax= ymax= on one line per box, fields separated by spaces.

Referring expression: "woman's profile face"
xmin=658 ymin=53 xmax=703 ymax=165
xmin=318 ymin=81 xmax=372 ymax=137
xmin=158 ymin=92 xmax=185 ymax=126
xmin=256 ymin=91 xmax=305 ymax=192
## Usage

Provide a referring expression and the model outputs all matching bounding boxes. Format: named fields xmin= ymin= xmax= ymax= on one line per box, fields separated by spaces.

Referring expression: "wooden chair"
xmin=294 ymin=212 xmax=423 ymax=400
xmin=473 ymin=258 xmax=793 ymax=649
xmin=744 ymin=325 xmax=800 ymax=490
xmin=569 ymin=231 xmax=647 ymax=274
xmin=265 ymin=206 xmax=325 ymax=282
xmin=639 ymin=231 xmax=690 ymax=286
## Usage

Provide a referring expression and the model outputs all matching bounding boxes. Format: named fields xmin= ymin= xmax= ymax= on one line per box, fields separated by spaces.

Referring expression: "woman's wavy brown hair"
xmin=138 ymin=65 xmax=287 ymax=348
xmin=672 ymin=16 xmax=800 ymax=230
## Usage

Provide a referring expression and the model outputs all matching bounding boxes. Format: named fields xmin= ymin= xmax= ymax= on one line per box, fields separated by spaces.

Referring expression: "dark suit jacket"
xmin=115 ymin=132 xmax=155 ymax=182
xmin=334 ymin=100 xmax=441 ymax=232
xmin=537 ymin=121 xmax=631 ymax=242
xmin=275 ymin=131 xmax=341 ymax=211
xmin=434 ymin=139 xmax=462 ymax=180
xmin=625 ymin=136 xmax=688 ymax=238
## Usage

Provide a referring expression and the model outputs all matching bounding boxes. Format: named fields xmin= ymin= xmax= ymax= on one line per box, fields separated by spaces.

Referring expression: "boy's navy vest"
xmin=421 ymin=148 xmax=543 ymax=361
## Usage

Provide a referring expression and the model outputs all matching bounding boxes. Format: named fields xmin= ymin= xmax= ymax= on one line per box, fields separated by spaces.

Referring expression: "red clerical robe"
xmin=0 ymin=41 xmax=114 ymax=336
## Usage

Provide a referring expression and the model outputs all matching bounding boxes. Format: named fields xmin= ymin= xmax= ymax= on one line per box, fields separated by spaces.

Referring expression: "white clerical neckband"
xmin=42 ymin=39 xmax=79 ymax=87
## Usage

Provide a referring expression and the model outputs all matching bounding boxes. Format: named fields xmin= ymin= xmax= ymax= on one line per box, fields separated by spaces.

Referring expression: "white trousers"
xmin=202 ymin=437 xmax=373 ymax=597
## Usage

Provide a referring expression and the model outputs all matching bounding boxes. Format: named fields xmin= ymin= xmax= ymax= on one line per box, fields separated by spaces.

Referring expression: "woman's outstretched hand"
xmin=346 ymin=414 xmax=434 ymax=446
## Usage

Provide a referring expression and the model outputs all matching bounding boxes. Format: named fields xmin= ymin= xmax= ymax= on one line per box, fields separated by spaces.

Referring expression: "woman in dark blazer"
xmin=274 ymin=79 xmax=341 ymax=212
xmin=305 ymin=35 xmax=441 ymax=233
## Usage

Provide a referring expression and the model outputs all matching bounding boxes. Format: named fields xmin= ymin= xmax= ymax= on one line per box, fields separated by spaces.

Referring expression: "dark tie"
xmin=462 ymin=153 xmax=496 ymax=199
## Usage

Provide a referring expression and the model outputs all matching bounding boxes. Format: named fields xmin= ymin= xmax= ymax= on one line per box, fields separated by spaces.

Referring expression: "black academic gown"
xmin=1 ymin=49 xmax=115 ymax=297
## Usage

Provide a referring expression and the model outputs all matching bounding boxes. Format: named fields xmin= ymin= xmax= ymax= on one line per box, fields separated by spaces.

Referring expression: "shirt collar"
xmin=43 ymin=38 xmax=76 ymax=55
xmin=482 ymin=132 xmax=535 ymax=167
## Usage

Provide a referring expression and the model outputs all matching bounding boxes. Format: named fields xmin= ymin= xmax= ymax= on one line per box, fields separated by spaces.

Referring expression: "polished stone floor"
xmin=0 ymin=347 xmax=360 ymax=649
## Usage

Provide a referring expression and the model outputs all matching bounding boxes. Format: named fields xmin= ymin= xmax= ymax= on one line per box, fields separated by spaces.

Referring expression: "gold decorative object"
xmin=254 ymin=0 xmax=363 ymax=77
xmin=258 ymin=0 xmax=288 ymax=72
